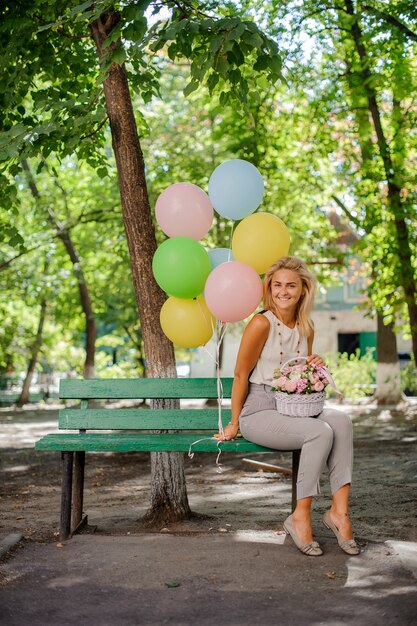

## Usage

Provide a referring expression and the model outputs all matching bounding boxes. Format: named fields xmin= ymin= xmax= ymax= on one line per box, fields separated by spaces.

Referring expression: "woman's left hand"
xmin=214 ymin=422 xmax=239 ymax=441
xmin=307 ymin=354 xmax=325 ymax=367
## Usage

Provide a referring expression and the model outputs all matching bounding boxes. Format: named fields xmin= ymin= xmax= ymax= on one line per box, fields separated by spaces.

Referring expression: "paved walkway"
xmin=1 ymin=532 xmax=416 ymax=625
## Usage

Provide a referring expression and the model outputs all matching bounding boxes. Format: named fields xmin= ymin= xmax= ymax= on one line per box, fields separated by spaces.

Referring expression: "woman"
xmin=217 ymin=256 xmax=359 ymax=557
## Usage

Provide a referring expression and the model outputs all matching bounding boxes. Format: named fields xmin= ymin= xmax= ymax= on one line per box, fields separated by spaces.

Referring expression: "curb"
xmin=0 ymin=533 xmax=24 ymax=559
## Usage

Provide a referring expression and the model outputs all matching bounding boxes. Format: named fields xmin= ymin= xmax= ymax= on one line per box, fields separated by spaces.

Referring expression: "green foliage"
xmin=260 ymin=0 xmax=417 ymax=339
xmin=327 ymin=350 xmax=377 ymax=399
xmin=0 ymin=0 xmax=284 ymax=235
xmin=0 ymin=174 xmax=25 ymax=250
xmin=141 ymin=61 xmax=340 ymax=278
xmin=94 ymin=353 xmax=144 ymax=379
xmin=0 ymin=0 xmax=415 ymax=389
xmin=400 ymin=359 xmax=417 ymax=395
xmin=147 ymin=11 xmax=282 ymax=104
xmin=0 ymin=153 xmax=137 ymax=377
xmin=0 ymin=0 xmax=286 ymax=385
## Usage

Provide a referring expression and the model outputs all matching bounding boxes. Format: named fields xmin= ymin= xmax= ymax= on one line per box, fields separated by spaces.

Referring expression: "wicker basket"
xmin=274 ymin=390 xmax=326 ymax=417
xmin=274 ymin=356 xmax=326 ymax=417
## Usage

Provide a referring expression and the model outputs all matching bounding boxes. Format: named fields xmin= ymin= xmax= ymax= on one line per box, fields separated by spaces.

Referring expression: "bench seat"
xmin=35 ymin=432 xmax=277 ymax=453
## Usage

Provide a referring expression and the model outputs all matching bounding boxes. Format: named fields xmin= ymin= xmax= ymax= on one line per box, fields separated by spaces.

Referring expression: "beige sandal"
xmin=323 ymin=510 xmax=360 ymax=555
xmin=283 ymin=514 xmax=323 ymax=557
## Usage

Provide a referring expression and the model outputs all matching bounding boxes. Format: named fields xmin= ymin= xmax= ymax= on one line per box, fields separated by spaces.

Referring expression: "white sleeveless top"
xmin=249 ymin=310 xmax=308 ymax=387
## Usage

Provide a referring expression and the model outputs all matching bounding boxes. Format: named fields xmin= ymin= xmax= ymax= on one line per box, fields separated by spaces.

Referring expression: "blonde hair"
xmin=263 ymin=256 xmax=317 ymax=337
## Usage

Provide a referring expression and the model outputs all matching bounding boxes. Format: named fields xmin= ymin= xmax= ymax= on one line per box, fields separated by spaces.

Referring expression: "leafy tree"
xmin=16 ymin=258 xmax=49 ymax=406
xmin=0 ymin=0 xmax=284 ymax=524
xmin=22 ymin=159 xmax=97 ymax=379
xmin=261 ymin=0 xmax=417 ymax=402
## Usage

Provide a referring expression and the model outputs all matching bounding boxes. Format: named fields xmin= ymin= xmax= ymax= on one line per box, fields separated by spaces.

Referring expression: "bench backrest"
xmin=59 ymin=377 xmax=233 ymax=431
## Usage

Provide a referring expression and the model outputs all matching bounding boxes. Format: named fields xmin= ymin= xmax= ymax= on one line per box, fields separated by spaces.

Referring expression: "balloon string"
xmin=188 ymin=320 xmax=228 ymax=474
xmin=196 ymin=296 xmax=216 ymax=338
xmin=216 ymin=320 xmax=228 ymax=438
xmin=228 ymin=222 xmax=234 ymax=260
xmin=187 ymin=438 xmax=225 ymax=473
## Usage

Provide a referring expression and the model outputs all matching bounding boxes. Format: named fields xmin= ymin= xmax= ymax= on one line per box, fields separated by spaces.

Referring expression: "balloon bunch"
xmin=152 ymin=159 xmax=290 ymax=349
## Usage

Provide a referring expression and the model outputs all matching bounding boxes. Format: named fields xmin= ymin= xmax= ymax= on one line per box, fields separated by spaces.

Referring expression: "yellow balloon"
xmin=160 ymin=295 xmax=216 ymax=348
xmin=232 ymin=212 xmax=290 ymax=274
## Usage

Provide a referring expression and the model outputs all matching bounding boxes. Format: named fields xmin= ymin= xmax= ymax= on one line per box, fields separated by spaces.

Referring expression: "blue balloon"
xmin=208 ymin=159 xmax=264 ymax=220
xmin=208 ymin=247 xmax=234 ymax=270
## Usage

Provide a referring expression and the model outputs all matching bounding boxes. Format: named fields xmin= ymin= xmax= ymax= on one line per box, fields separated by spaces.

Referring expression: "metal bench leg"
xmin=72 ymin=451 xmax=86 ymax=533
xmin=291 ymin=450 xmax=300 ymax=512
xmin=60 ymin=452 xmax=73 ymax=541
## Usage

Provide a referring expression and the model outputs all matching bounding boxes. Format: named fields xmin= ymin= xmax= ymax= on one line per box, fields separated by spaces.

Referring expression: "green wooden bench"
xmin=35 ymin=377 xmax=300 ymax=540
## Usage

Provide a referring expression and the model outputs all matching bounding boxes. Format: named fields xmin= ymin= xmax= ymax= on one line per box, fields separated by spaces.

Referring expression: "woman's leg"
xmin=240 ymin=410 xmax=334 ymax=544
xmin=318 ymin=409 xmax=354 ymax=540
xmin=328 ymin=484 xmax=353 ymax=539
xmin=292 ymin=496 xmax=314 ymax=544
xmin=317 ymin=408 xmax=353 ymax=496
xmin=240 ymin=410 xmax=334 ymax=500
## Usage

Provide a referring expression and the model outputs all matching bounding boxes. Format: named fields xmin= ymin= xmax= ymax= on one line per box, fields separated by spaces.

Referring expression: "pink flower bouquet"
xmin=272 ymin=362 xmax=329 ymax=395
xmin=272 ymin=357 xmax=332 ymax=417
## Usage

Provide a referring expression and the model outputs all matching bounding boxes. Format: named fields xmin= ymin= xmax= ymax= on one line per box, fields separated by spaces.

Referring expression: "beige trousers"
xmin=239 ymin=383 xmax=353 ymax=500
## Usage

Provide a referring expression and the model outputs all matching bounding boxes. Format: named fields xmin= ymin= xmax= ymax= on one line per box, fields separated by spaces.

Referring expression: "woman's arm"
xmin=216 ymin=314 xmax=269 ymax=440
xmin=306 ymin=328 xmax=325 ymax=366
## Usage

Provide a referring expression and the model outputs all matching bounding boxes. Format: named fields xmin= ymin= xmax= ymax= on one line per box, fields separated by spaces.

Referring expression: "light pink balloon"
xmin=204 ymin=261 xmax=263 ymax=322
xmin=155 ymin=183 xmax=214 ymax=240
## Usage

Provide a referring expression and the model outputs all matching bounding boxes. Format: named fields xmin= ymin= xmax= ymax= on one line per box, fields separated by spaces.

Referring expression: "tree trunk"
xmin=57 ymin=229 xmax=96 ymax=378
xmin=327 ymin=98 xmax=402 ymax=404
xmin=374 ymin=314 xmax=405 ymax=405
xmin=90 ymin=13 xmax=191 ymax=525
xmin=16 ymin=297 xmax=47 ymax=407
xmin=21 ymin=159 xmax=96 ymax=379
xmin=390 ymin=203 xmax=417 ymax=367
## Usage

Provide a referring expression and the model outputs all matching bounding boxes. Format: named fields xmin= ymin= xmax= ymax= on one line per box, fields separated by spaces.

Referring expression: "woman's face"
xmin=270 ymin=269 xmax=304 ymax=315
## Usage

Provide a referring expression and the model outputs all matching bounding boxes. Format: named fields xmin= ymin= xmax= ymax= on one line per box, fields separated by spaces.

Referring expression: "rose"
xmin=313 ymin=381 xmax=324 ymax=392
xmin=284 ymin=379 xmax=298 ymax=393
xmin=296 ymin=379 xmax=308 ymax=393
xmin=309 ymin=373 xmax=320 ymax=384
xmin=275 ymin=376 xmax=287 ymax=389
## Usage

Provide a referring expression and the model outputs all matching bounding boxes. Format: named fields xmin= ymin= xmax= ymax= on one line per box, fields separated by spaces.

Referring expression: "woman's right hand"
xmin=214 ymin=422 xmax=239 ymax=441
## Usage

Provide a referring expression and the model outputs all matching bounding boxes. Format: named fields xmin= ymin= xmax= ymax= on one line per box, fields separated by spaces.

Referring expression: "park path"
xmin=0 ymin=533 xmax=416 ymax=625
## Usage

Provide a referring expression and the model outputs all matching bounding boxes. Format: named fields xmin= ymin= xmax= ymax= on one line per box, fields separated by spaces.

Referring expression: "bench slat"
xmin=35 ymin=433 xmax=276 ymax=453
xmin=59 ymin=408 xmax=231 ymax=430
xmin=59 ymin=378 xmax=233 ymax=400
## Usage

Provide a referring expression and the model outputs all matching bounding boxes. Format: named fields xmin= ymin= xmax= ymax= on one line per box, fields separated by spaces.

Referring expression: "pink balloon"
xmin=204 ymin=261 xmax=263 ymax=322
xmin=155 ymin=183 xmax=214 ymax=240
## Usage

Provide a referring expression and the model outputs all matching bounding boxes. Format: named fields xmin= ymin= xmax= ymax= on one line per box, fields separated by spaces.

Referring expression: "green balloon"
xmin=152 ymin=237 xmax=211 ymax=298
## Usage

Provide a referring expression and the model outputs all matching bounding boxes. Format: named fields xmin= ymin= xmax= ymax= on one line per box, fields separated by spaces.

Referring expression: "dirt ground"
xmin=1 ymin=399 xmax=416 ymax=547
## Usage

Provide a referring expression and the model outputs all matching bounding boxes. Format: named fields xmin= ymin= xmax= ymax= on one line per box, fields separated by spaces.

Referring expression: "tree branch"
xmin=164 ymin=0 xmax=212 ymax=20
xmin=361 ymin=4 xmax=417 ymax=42
xmin=308 ymin=258 xmax=344 ymax=266
xmin=331 ymin=194 xmax=362 ymax=229
xmin=0 ymin=237 xmax=58 ymax=270
xmin=34 ymin=14 xmax=92 ymax=39
xmin=79 ymin=115 xmax=109 ymax=140
xmin=0 ymin=207 xmax=121 ymax=270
